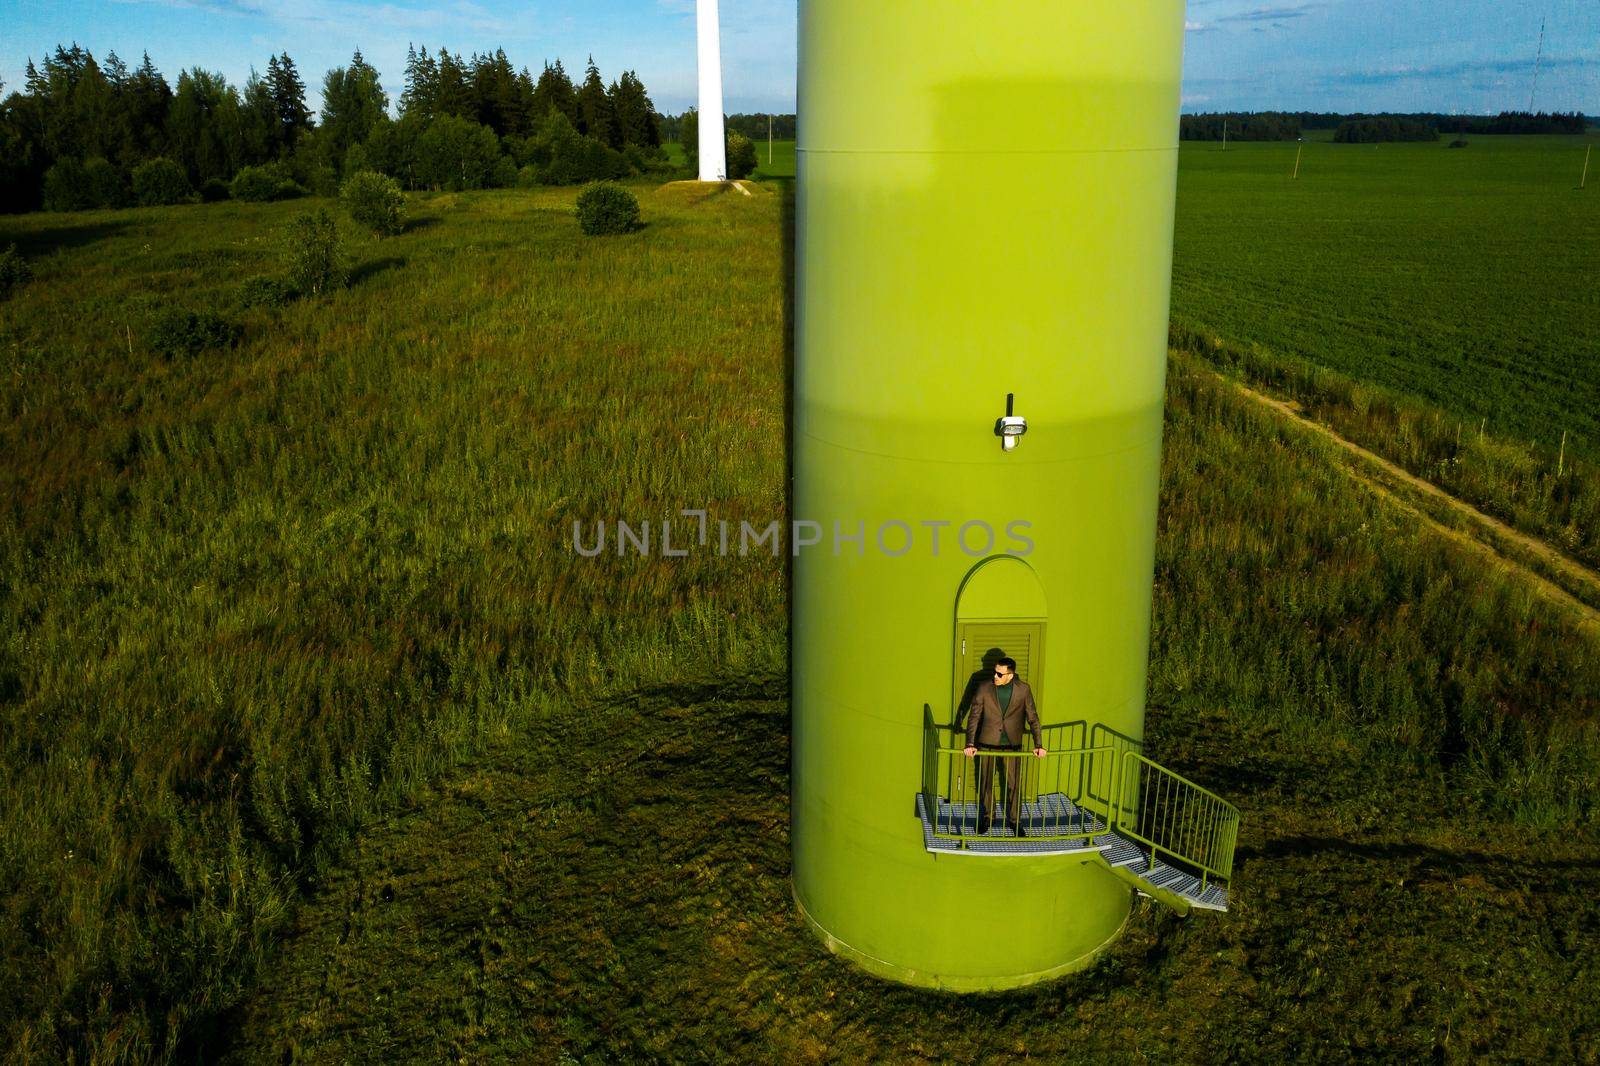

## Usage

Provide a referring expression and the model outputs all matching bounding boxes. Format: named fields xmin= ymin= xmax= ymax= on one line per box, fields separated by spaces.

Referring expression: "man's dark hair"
xmin=996 ymin=657 xmax=1017 ymax=673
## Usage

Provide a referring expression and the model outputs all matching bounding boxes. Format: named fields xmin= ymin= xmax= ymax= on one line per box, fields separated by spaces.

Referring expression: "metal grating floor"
xmin=915 ymin=793 xmax=1230 ymax=911
xmin=915 ymin=792 xmax=1114 ymax=856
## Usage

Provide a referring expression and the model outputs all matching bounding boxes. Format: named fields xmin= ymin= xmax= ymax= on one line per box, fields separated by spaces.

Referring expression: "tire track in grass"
xmin=1209 ymin=366 xmax=1600 ymax=638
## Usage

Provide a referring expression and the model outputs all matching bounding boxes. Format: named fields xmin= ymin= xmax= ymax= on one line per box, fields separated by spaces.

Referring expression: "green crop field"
xmin=1171 ymin=133 xmax=1600 ymax=460
xmin=1 ymin=142 xmax=1598 ymax=1063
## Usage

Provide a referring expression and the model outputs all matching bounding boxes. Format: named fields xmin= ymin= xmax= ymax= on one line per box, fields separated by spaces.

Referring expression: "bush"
xmin=623 ymin=143 xmax=674 ymax=177
xmin=575 ymin=181 xmax=640 ymax=236
xmin=274 ymin=179 xmax=308 ymax=200
xmin=238 ymin=275 xmax=296 ymax=308
xmin=231 ymin=164 xmax=292 ymax=202
xmin=148 ymin=307 xmax=242 ymax=358
xmin=0 ymin=244 xmax=32 ymax=300
xmin=1449 ymin=138 xmax=1470 ymax=149
xmin=131 ymin=158 xmax=193 ymax=206
xmin=490 ymin=155 xmax=520 ymax=189
xmin=284 ymin=208 xmax=347 ymax=296
xmin=340 ymin=170 xmax=404 ymax=238
xmin=84 ymin=158 xmax=132 ymax=208
xmin=199 ymin=178 xmax=231 ymax=202
xmin=726 ymin=132 xmax=758 ymax=180
xmin=41 ymin=159 xmax=94 ymax=211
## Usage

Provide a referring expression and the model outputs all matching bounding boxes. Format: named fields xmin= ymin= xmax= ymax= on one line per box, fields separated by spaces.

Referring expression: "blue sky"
xmin=3 ymin=1 xmax=1597 ymax=117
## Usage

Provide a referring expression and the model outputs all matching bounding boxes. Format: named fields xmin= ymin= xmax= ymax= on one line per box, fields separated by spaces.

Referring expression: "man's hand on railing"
xmin=963 ymin=746 xmax=976 ymax=758
xmin=1033 ymin=747 xmax=1047 ymax=758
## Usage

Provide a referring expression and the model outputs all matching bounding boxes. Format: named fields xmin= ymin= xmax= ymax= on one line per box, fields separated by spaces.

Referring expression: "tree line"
xmin=1181 ymin=109 xmax=1590 ymax=143
xmin=1179 ymin=112 xmax=1303 ymax=141
xmin=0 ymin=42 xmax=675 ymax=213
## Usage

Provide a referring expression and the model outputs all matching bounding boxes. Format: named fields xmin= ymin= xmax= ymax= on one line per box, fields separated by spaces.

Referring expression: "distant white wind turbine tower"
xmin=697 ymin=0 xmax=727 ymax=181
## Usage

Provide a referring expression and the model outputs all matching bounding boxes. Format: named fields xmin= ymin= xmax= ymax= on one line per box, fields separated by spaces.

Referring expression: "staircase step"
xmin=914 ymin=793 xmax=1230 ymax=911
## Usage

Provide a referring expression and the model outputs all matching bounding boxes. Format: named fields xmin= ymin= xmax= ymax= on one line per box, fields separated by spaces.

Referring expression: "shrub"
xmin=490 ymin=155 xmax=520 ymax=189
xmin=0 ymin=244 xmax=32 ymax=300
xmin=340 ymin=170 xmax=404 ymax=237
xmin=231 ymin=164 xmax=292 ymax=202
xmin=575 ymin=181 xmax=640 ymax=236
xmin=238 ymin=275 xmax=296 ymax=308
xmin=1449 ymin=138 xmax=1470 ymax=149
xmin=284 ymin=208 xmax=347 ymax=296
xmin=274 ymin=179 xmax=308 ymax=200
xmin=84 ymin=158 xmax=132 ymax=208
xmin=623 ymin=143 xmax=674 ymax=177
xmin=131 ymin=158 xmax=193 ymax=206
xmin=41 ymin=159 xmax=94 ymax=211
xmin=199 ymin=178 xmax=231 ymax=202
xmin=148 ymin=307 xmax=242 ymax=358
xmin=726 ymin=132 xmax=758 ymax=180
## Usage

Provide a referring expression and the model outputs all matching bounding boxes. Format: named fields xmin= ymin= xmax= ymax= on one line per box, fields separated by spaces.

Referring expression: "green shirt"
xmin=997 ymin=682 xmax=1013 ymax=744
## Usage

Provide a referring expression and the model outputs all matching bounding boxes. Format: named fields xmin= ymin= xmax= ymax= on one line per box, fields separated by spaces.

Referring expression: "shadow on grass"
xmin=348 ymin=256 xmax=408 ymax=285
xmin=215 ymin=685 xmax=1190 ymax=1064
xmin=0 ymin=218 xmax=136 ymax=257
xmin=1244 ymin=834 xmax=1600 ymax=873
xmin=402 ymin=216 xmax=441 ymax=234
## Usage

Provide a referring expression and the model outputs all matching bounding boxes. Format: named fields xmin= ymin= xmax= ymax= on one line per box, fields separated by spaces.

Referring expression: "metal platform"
xmin=915 ymin=792 xmax=1230 ymax=911
xmin=915 ymin=792 xmax=1114 ymax=856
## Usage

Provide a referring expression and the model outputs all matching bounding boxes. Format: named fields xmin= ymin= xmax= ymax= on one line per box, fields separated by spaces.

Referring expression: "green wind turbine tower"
xmin=791 ymin=0 xmax=1240 ymax=991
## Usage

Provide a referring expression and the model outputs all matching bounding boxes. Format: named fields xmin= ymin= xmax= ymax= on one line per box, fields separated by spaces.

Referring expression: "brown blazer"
xmin=965 ymin=678 xmax=1042 ymax=749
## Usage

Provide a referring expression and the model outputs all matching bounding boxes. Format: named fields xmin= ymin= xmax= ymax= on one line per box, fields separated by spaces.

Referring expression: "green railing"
xmin=919 ymin=710 xmax=1241 ymax=895
xmin=1115 ymin=751 xmax=1240 ymax=892
xmin=922 ymin=705 xmax=1122 ymax=845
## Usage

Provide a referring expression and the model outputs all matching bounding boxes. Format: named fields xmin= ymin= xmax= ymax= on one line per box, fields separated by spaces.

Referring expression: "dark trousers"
xmin=976 ymin=744 xmax=1023 ymax=829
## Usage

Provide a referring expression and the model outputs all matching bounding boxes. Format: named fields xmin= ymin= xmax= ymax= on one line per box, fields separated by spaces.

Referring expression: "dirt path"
xmin=1220 ymin=374 xmax=1600 ymax=636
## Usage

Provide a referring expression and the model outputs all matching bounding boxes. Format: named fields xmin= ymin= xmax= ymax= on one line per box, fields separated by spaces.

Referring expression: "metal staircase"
xmin=919 ymin=709 xmax=1239 ymax=914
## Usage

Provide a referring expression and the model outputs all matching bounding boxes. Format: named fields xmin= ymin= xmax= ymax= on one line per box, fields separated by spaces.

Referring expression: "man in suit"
xmin=962 ymin=657 xmax=1046 ymax=836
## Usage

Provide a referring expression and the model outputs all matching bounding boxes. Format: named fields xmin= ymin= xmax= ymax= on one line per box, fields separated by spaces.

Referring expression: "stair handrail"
xmin=1113 ymin=750 xmax=1240 ymax=892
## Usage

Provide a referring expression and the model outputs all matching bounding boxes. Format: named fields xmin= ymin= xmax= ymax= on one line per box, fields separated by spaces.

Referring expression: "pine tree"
xmin=103 ymin=51 xmax=129 ymax=89
xmin=127 ymin=53 xmax=172 ymax=158
xmin=575 ymin=56 xmax=617 ymax=147
xmin=400 ymin=44 xmax=438 ymax=121
xmin=476 ymin=48 xmax=524 ymax=137
xmin=531 ymin=60 xmax=578 ymax=128
xmin=610 ymin=70 xmax=660 ymax=149
xmin=266 ymin=52 xmax=311 ymax=151
xmin=434 ymin=50 xmax=471 ymax=120
xmin=321 ymin=48 xmax=389 ymax=164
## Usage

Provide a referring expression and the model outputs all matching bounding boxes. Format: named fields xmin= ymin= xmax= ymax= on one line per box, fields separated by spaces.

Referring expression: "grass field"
xmin=224 ymin=351 xmax=1600 ymax=1064
xmin=661 ymin=138 xmax=796 ymax=181
xmin=1170 ymin=133 xmax=1600 ymax=571
xmin=1 ymin=138 xmax=1598 ymax=1061
xmin=1172 ymin=133 xmax=1600 ymax=460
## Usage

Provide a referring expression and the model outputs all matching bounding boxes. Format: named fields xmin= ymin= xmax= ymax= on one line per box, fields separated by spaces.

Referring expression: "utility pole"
xmin=1529 ymin=17 xmax=1546 ymax=113
xmin=769 ymin=112 xmax=774 ymax=165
